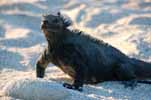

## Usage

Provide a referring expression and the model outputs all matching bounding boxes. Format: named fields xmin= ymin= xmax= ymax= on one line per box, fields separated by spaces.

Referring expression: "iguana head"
xmin=41 ymin=12 xmax=72 ymax=34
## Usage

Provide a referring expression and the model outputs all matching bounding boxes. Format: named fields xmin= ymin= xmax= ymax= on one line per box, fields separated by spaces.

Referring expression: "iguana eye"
xmin=52 ymin=19 xmax=58 ymax=23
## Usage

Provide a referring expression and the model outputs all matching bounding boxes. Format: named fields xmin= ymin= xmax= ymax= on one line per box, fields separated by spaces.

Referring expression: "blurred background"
xmin=0 ymin=0 xmax=151 ymax=71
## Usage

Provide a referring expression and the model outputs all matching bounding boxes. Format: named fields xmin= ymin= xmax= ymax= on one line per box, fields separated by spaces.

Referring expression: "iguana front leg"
xmin=59 ymin=44 xmax=86 ymax=91
xmin=36 ymin=48 xmax=50 ymax=78
xmin=63 ymin=65 xmax=84 ymax=91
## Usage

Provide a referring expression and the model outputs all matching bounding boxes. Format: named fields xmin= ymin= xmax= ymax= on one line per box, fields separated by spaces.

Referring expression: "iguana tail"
xmin=130 ymin=58 xmax=151 ymax=79
xmin=137 ymin=80 xmax=151 ymax=84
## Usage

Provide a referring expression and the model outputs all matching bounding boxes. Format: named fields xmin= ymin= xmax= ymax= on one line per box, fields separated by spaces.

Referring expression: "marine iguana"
xmin=36 ymin=12 xmax=151 ymax=91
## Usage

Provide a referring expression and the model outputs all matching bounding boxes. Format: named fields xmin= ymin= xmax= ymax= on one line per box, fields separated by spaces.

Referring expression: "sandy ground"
xmin=0 ymin=0 xmax=151 ymax=100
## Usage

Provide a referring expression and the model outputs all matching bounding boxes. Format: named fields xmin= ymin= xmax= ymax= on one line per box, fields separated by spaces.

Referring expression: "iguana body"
xmin=36 ymin=12 xmax=151 ymax=91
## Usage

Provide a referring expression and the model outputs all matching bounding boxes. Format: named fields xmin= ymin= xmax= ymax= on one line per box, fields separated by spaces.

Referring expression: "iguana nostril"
xmin=43 ymin=20 xmax=49 ymax=24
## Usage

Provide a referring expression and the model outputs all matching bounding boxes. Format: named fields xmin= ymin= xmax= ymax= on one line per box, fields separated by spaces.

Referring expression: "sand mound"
xmin=2 ymin=78 xmax=95 ymax=100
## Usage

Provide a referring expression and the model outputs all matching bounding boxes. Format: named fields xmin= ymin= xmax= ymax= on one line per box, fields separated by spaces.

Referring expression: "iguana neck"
xmin=46 ymin=29 xmax=69 ymax=50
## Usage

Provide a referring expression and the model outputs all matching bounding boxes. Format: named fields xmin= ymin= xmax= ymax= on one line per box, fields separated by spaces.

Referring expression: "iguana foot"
xmin=36 ymin=64 xmax=45 ymax=78
xmin=122 ymin=80 xmax=138 ymax=89
xmin=63 ymin=83 xmax=83 ymax=92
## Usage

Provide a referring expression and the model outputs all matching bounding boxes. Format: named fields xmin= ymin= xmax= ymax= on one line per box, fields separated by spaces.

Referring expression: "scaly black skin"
xmin=36 ymin=12 xmax=151 ymax=91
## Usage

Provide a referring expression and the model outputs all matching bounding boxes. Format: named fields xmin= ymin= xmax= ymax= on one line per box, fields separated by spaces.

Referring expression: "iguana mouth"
xmin=41 ymin=21 xmax=58 ymax=30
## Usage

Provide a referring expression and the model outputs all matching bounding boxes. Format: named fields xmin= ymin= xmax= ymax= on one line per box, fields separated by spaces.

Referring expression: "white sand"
xmin=0 ymin=0 xmax=151 ymax=100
